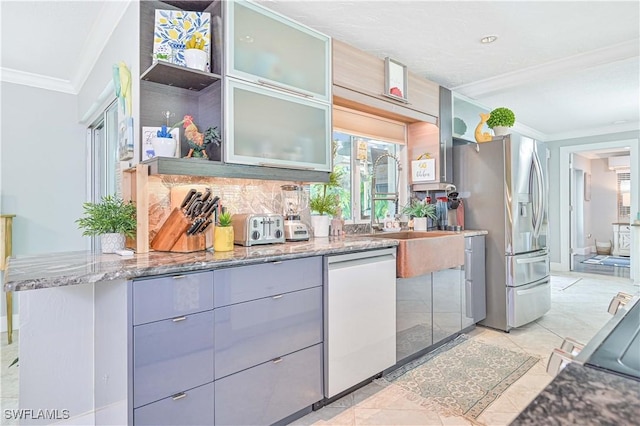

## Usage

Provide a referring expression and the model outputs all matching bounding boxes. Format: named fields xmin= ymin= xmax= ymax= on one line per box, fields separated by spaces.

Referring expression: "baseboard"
xmin=0 ymin=314 xmax=19 ymax=333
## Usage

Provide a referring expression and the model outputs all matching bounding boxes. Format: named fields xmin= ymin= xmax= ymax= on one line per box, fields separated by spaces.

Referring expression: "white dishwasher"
xmin=325 ymin=247 xmax=397 ymax=398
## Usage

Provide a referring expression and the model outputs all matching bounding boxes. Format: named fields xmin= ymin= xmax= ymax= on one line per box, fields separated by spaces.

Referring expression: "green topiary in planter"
xmin=486 ymin=107 xmax=516 ymax=129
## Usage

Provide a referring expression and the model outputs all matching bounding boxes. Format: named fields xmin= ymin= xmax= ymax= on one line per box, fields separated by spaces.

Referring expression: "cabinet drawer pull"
xmin=172 ymin=316 xmax=187 ymax=322
xmin=272 ymin=294 xmax=283 ymax=300
xmin=173 ymin=275 xmax=187 ymax=280
xmin=256 ymin=79 xmax=313 ymax=98
xmin=272 ymin=357 xmax=283 ymax=364
xmin=172 ymin=392 xmax=187 ymax=401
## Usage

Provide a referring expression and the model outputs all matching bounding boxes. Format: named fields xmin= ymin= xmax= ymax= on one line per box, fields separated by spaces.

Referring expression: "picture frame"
xmin=153 ymin=9 xmax=211 ymax=72
xmin=142 ymin=126 xmax=180 ymax=161
xmin=384 ymin=57 xmax=408 ymax=103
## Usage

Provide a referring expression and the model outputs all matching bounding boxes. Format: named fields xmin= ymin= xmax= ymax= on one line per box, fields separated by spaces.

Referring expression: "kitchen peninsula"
xmin=4 ymin=236 xmax=399 ymax=425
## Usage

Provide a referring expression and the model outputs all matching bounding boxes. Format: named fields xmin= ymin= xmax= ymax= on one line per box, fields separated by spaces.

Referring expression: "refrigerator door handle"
xmin=532 ymin=151 xmax=544 ymax=239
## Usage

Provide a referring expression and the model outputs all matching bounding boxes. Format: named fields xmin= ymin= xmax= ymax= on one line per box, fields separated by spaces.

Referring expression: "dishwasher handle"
xmin=327 ymin=248 xmax=396 ymax=267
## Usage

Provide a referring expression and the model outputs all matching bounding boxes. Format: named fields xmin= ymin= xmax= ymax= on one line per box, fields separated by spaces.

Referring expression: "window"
xmin=617 ymin=171 xmax=631 ymax=220
xmin=311 ymin=131 xmax=400 ymax=223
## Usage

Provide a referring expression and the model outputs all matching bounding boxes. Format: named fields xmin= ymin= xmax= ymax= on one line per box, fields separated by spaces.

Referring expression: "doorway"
xmin=560 ymin=140 xmax=637 ymax=281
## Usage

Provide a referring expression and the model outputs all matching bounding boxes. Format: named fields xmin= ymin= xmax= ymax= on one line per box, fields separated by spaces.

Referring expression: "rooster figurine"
xmin=182 ymin=115 xmax=208 ymax=159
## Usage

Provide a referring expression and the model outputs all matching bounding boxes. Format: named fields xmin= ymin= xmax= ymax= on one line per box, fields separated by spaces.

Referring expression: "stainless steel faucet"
xmin=371 ymin=153 xmax=402 ymax=231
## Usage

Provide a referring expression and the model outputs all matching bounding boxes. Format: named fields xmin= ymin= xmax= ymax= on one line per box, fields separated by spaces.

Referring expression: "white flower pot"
xmin=492 ymin=126 xmax=511 ymax=136
xmin=184 ymin=48 xmax=207 ymax=71
xmin=151 ymin=137 xmax=177 ymax=157
xmin=101 ymin=233 xmax=125 ymax=254
xmin=413 ymin=217 xmax=428 ymax=231
xmin=311 ymin=215 xmax=331 ymax=238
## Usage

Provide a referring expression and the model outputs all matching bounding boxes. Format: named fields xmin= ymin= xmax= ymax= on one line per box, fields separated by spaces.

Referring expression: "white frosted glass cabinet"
xmin=223 ymin=0 xmax=332 ymax=171
xmin=225 ymin=0 xmax=331 ymax=101
xmin=225 ymin=78 xmax=331 ymax=170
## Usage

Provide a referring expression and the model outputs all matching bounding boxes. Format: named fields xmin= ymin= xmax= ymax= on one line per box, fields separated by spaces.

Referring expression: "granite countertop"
xmin=3 ymin=236 xmax=398 ymax=292
xmin=511 ymin=363 xmax=640 ymax=425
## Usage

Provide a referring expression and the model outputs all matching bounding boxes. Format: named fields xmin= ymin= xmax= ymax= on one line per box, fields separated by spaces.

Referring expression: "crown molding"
xmin=545 ymin=121 xmax=640 ymax=142
xmin=452 ymin=39 xmax=640 ymax=98
xmin=0 ymin=68 xmax=76 ymax=94
xmin=71 ymin=0 xmax=132 ymax=93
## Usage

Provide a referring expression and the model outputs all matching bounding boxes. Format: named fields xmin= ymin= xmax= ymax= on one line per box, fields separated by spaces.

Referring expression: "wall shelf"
xmin=143 ymin=157 xmax=330 ymax=183
xmin=141 ymin=61 xmax=221 ymax=91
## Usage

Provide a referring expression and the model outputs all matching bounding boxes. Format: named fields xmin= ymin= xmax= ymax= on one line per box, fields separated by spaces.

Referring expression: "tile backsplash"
xmin=148 ymin=175 xmax=312 ymax=238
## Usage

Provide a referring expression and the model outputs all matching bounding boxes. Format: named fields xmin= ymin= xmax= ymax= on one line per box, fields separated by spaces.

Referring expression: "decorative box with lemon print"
xmin=153 ymin=9 xmax=211 ymax=71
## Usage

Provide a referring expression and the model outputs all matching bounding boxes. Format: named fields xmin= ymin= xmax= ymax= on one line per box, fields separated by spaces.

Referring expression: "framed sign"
xmin=384 ymin=57 xmax=408 ymax=103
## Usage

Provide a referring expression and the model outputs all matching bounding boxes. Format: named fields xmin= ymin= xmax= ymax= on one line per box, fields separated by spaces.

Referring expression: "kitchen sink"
xmin=368 ymin=231 xmax=464 ymax=278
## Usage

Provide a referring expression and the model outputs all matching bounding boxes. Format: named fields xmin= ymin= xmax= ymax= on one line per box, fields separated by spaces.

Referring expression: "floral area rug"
xmin=376 ymin=334 xmax=538 ymax=419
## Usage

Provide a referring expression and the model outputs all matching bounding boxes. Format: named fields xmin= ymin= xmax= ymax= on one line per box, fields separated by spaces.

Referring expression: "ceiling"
xmin=1 ymin=0 xmax=638 ymax=143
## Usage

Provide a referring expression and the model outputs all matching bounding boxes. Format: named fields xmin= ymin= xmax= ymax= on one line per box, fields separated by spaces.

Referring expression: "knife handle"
xmin=180 ymin=188 xmax=197 ymax=210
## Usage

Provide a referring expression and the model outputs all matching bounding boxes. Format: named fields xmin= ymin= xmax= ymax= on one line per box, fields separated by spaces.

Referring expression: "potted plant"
xmin=213 ymin=210 xmax=234 ymax=252
xmin=76 ymin=195 xmax=136 ymax=253
xmin=310 ymin=143 xmax=342 ymax=237
xmin=402 ymin=199 xmax=436 ymax=231
xmin=486 ymin=107 xmax=516 ymax=136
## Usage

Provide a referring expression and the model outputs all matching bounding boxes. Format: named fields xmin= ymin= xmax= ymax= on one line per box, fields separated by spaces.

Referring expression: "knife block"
xmin=170 ymin=233 xmax=207 ymax=253
xmin=150 ymin=208 xmax=191 ymax=251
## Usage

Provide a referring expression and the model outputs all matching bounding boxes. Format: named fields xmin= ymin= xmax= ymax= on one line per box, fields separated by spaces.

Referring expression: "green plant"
xmin=402 ymin=199 xmax=436 ymax=219
xmin=310 ymin=142 xmax=343 ymax=216
xmin=76 ymin=195 xmax=137 ymax=237
xmin=217 ymin=211 xmax=232 ymax=227
xmin=486 ymin=107 xmax=515 ymax=128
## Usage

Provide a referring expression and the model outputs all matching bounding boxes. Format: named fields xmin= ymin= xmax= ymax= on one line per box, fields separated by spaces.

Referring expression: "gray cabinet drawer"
xmin=213 ymin=257 xmax=322 ymax=307
xmin=215 ymin=344 xmax=323 ymax=426
xmin=215 ymin=286 xmax=322 ymax=379
xmin=134 ymin=382 xmax=214 ymax=426
xmin=133 ymin=271 xmax=214 ymax=325
xmin=134 ymin=310 xmax=214 ymax=408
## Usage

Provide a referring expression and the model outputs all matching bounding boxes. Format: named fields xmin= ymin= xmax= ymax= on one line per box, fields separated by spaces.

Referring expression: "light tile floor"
xmin=0 ymin=272 xmax=636 ymax=426
xmin=293 ymin=271 xmax=638 ymax=426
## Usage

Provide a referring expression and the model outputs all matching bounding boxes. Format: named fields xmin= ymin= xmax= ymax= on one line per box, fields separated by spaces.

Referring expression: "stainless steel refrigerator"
xmin=453 ymin=133 xmax=550 ymax=332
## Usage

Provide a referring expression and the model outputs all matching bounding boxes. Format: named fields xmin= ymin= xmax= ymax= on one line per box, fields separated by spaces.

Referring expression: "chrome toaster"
xmin=232 ymin=213 xmax=285 ymax=246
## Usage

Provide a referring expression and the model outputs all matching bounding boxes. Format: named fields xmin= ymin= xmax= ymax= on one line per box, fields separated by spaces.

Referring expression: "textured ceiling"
xmin=1 ymin=0 xmax=638 ymax=140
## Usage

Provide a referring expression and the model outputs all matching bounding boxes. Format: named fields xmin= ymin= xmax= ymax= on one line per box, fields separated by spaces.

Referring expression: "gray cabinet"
xmin=134 ymin=382 xmax=215 ymax=426
xmin=214 ymin=286 xmax=322 ymax=379
xmin=215 ymin=344 xmax=323 ymax=426
xmin=464 ymin=235 xmax=486 ymax=325
xmin=132 ymin=270 xmax=215 ymax=424
xmin=213 ymin=256 xmax=324 ymax=425
xmin=432 ymin=267 xmax=463 ymax=344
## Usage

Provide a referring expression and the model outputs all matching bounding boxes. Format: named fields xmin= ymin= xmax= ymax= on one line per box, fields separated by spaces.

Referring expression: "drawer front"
xmin=134 ymin=311 xmax=214 ymax=408
xmin=215 ymin=344 xmax=323 ymax=426
xmin=215 ymin=286 xmax=322 ymax=379
xmin=133 ymin=271 xmax=214 ymax=325
xmin=134 ymin=382 xmax=214 ymax=426
xmin=214 ymin=257 xmax=322 ymax=307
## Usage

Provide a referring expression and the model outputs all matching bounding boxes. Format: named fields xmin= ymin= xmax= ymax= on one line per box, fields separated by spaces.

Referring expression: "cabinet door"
xmin=133 ymin=311 xmax=215 ymax=408
xmin=464 ymin=236 xmax=486 ymax=325
xmin=432 ymin=268 xmax=463 ymax=344
xmin=396 ymin=274 xmax=432 ymax=363
xmin=215 ymin=344 xmax=323 ymax=426
xmin=225 ymin=78 xmax=331 ymax=171
xmin=134 ymin=382 xmax=214 ymax=426
xmin=214 ymin=287 xmax=322 ymax=379
xmin=226 ymin=0 xmax=331 ymax=101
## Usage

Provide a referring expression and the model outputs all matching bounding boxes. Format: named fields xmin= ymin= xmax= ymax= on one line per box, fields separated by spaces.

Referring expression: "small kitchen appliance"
xmin=232 ymin=213 xmax=285 ymax=246
xmin=281 ymin=184 xmax=310 ymax=241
